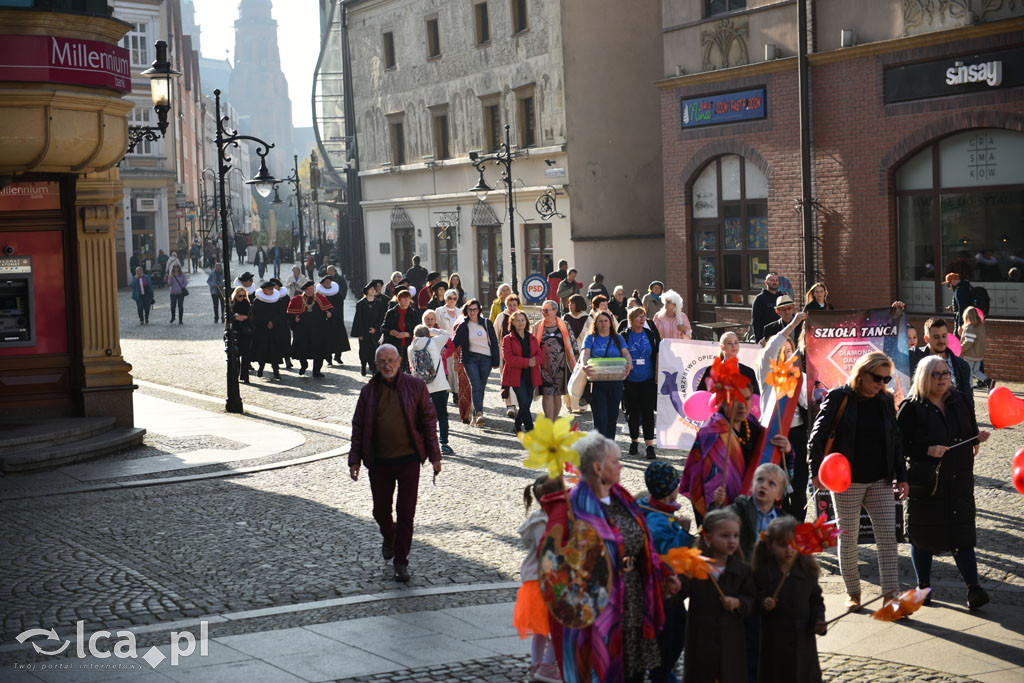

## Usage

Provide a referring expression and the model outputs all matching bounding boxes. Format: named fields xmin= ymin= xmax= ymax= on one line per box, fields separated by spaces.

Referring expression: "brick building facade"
xmin=659 ymin=1 xmax=1024 ymax=380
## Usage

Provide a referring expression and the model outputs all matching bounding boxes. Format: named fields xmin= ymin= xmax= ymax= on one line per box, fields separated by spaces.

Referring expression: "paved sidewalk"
xmin=0 ymin=393 xmax=305 ymax=498
xmin=4 ymin=591 xmax=1021 ymax=682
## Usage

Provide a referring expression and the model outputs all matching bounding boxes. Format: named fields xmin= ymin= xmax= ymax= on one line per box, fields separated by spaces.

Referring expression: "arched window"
xmin=897 ymin=128 xmax=1024 ymax=318
xmin=691 ymin=154 xmax=769 ymax=322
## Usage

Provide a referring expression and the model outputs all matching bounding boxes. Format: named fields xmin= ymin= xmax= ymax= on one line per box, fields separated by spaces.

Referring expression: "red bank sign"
xmin=0 ymin=35 xmax=132 ymax=92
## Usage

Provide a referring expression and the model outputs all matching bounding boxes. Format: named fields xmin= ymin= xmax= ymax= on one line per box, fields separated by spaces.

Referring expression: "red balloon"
xmin=988 ymin=386 xmax=1024 ymax=429
xmin=1013 ymin=464 xmax=1024 ymax=496
xmin=1014 ymin=447 xmax=1024 ymax=472
xmin=819 ymin=452 xmax=852 ymax=493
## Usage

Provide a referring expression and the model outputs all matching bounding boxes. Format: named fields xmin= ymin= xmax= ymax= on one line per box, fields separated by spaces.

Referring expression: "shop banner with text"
xmin=656 ymin=339 xmax=761 ymax=451
xmin=804 ymin=308 xmax=911 ymax=420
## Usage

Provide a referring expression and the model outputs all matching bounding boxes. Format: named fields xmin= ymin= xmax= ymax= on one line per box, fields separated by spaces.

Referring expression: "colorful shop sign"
xmin=0 ymin=35 xmax=132 ymax=93
xmin=681 ymin=88 xmax=766 ymax=129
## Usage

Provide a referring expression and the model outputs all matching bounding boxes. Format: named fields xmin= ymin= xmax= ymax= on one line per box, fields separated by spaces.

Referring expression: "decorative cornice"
xmin=808 ymin=16 xmax=1024 ymax=65
xmin=0 ymin=9 xmax=132 ymax=43
xmin=655 ymin=57 xmax=797 ymax=91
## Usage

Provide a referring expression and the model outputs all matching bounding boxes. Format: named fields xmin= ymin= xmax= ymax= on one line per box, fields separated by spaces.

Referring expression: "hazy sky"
xmin=191 ymin=0 xmax=321 ymax=128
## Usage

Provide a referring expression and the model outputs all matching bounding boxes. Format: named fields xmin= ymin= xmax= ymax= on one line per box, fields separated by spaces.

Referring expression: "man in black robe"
xmin=287 ymin=281 xmax=334 ymax=377
xmin=351 ymin=280 xmax=387 ymax=377
xmin=252 ymin=281 xmax=285 ymax=379
xmin=317 ymin=272 xmax=351 ymax=366
xmin=270 ymin=278 xmax=292 ymax=370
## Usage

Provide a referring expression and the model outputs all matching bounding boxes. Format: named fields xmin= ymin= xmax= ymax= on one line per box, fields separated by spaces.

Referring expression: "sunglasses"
xmin=930 ymin=370 xmax=951 ymax=380
xmin=867 ymin=372 xmax=893 ymax=384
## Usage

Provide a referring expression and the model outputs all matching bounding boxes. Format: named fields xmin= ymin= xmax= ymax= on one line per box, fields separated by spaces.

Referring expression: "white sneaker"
xmin=475 ymin=412 xmax=485 ymax=426
xmin=533 ymin=662 xmax=562 ymax=683
xmin=506 ymin=406 xmax=516 ymax=418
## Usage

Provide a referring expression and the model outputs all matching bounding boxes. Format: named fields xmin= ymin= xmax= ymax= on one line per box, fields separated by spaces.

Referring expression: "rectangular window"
xmin=511 ymin=0 xmax=528 ymax=34
xmin=433 ymin=112 xmax=450 ymax=160
xmin=121 ymin=22 xmax=151 ymax=68
xmin=426 ymin=18 xmax=441 ymax=59
xmin=390 ymin=120 xmax=405 ymax=165
xmin=474 ymin=2 xmax=490 ymax=45
xmin=485 ymin=104 xmax=501 ymax=152
xmin=518 ymin=96 xmax=536 ymax=148
xmin=382 ymin=31 xmax=396 ymax=69
xmin=434 ymin=227 xmax=458 ymax=278
xmin=126 ymin=106 xmax=157 ymax=156
xmin=526 ymin=224 xmax=553 ymax=277
xmin=706 ymin=0 xmax=745 ymax=17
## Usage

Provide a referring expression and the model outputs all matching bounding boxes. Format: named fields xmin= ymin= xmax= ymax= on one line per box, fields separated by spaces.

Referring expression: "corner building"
xmin=660 ymin=0 xmax=1024 ymax=380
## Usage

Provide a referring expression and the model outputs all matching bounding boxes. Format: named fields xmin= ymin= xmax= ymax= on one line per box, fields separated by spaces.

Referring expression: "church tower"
xmin=228 ymin=0 xmax=294 ymax=177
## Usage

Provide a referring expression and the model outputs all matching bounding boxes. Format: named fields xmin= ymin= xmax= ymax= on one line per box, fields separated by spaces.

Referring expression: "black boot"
xmin=272 ymin=365 xmax=280 ymax=379
xmin=298 ymin=361 xmax=307 ymax=376
xmin=257 ymin=364 xmax=264 ymax=378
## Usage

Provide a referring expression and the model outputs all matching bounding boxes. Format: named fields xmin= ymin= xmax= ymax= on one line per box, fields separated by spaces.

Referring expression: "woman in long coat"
xmin=317 ymin=274 xmax=350 ymax=365
xmin=251 ymin=282 xmax=285 ymax=379
xmin=287 ymin=281 xmax=334 ymax=377
xmin=270 ymin=278 xmax=292 ymax=370
xmin=898 ymin=354 xmax=991 ymax=610
xmin=230 ymin=287 xmax=254 ymax=383
xmin=350 ymin=281 xmax=387 ymax=376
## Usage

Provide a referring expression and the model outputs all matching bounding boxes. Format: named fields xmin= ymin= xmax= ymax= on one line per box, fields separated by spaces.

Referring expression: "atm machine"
xmin=0 ymin=256 xmax=33 ymax=347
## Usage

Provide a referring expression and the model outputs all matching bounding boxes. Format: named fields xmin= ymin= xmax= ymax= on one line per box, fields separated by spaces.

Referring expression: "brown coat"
xmin=348 ymin=372 xmax=441 ymax=469
xmin=682 ymin=554 xmax=756 ymax=683
xmin=754 ymin=561 xmax=825 ymax=683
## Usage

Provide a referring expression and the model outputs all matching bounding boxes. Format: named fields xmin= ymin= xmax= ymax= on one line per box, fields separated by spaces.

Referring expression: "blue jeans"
xmin=911 ymin=544 xmax=979 ymax=587
xmin=135 ymin=299 xmax=150 ymax=322
xmin=590 ymin=380 xmax=624 ymax=440
xmin=430 ymin=390 xmax=449 ymax=446
xmin=513 ymin=380 xmax=534 ymax=431
xmin=462 ymin=352 xmax=492 ymax=414
xmin=273 ymin=261 xmax=281 ymax=278
xmin=169 ymin=293 xmax=184 ymax=321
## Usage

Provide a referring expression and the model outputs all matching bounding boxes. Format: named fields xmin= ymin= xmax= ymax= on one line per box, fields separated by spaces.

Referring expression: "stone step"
xmin=0 ymin=428 xmax=146 ymax=473
xmin=0 ymin=417 xmax=117 ymax=453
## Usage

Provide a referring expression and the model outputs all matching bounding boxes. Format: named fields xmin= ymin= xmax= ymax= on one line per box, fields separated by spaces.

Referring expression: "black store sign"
xmin=885 ymin=47 xmax=1024 ymax=103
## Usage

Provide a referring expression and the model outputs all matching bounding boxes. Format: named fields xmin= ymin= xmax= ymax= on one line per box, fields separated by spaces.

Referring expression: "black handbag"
xmin=907 ymin=458 xmax=942 ymax=498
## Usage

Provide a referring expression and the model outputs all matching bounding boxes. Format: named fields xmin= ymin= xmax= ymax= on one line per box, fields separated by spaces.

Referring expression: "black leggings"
xmin=623 ymin=378 xmax=656 ymax=441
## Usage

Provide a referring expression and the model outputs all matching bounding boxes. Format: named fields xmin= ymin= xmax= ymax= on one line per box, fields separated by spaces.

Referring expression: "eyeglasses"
xmin=867 ymin=372 xmax=893 ymax=384
xmin=467 ymin=307 xmax=479 ymax=312
xmin=930 ymin=370 xmax=951 ymax=379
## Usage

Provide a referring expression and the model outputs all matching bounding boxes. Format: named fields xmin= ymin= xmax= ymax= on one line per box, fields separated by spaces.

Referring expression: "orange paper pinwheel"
xmin=871 ymin=588 xmax=931 ymax=622
xmin=766 ymin=349 xmax=801 ymax=399
xmin=660 ymin=547 xmax=712 ymax=580
xmin=707 ymin=356 xmax=751 ymax=407
xmin=792 ymin=513 xmax=842 ymax=555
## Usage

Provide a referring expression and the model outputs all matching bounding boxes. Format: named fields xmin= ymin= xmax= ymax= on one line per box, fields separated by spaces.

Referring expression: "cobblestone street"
xmin=1 ymin=284 xmax=1022 ymax=681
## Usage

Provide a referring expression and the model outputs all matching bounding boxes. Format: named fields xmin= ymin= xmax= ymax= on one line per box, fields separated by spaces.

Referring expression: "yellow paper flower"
xmin=766 ymin=349 xmax=801 ymax=399
xmin=520 ymin=414 xmax=584 ymax=478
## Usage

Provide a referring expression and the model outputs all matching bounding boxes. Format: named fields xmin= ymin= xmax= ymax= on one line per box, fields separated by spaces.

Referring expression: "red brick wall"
xmin=661 ymin=30 xmax=1024 ymax=380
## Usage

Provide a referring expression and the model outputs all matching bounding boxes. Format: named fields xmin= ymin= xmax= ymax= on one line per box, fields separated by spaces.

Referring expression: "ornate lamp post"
xmin=468 ymin=124 xmax=519 ymax=294
xmin=126 ymin=41 xmax=181 ymax=154
xmin=273 ymin=155 xmax=307 ymax=268
xmin=213 ymin=88 xmax=279 ymax=414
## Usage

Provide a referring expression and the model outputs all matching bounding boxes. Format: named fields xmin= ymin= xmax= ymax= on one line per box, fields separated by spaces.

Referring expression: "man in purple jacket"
xmin=349 ymin=344 xmax=442 ymax=582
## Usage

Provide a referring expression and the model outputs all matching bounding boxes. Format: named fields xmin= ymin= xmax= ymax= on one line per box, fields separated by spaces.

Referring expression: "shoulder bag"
xmin=822 ymin=394 xmax=850 ymax=456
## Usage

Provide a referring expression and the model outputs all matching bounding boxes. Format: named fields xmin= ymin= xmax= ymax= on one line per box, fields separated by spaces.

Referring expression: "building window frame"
xmin=431 ymin=107 xmax=451 ymax=161
xmin=474 ymin=1 xmax=491 ymax=46
xmin=387 ymin=114 xmax=406 ymax=166
xmin=510 ymin=0 xmax=529 ymax=35
xmin=516 ymin=90 xmax=537 ymax=149
xmin=705 ymin=0 xmax=746 ymax=18
xmin=481 ymin=100 xmax=501 ymax=153
xmin=382 ymin=30 xmax=396 ymax=70
xmin=425 ymin=16 xmax=441 ymax=59
xmin=126 ymin=105 xmax=161 ymax=156
xmin=120 ymin=21 xmax=152 ymax=68
xmin=434 ymin=224 xmax=458 ymax=278
xmin=525 ymin=223 xmax=553 ymax=277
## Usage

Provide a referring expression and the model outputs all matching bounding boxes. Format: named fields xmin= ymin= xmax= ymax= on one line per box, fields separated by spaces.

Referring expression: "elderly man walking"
xmin=349 ymin=344 xmax=442 ymax=582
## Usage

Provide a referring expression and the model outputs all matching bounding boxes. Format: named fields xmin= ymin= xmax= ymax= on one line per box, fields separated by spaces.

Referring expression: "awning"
xmin=470 ymin=200 xmax=502 ymax=227
xmin=390 ymin=206 xmax=414 ymax=230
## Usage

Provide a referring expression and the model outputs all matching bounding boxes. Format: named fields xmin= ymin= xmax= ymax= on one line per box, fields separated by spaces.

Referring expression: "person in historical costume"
xmin=351 ymin=281 xmax=387 ymax=377
xmin=317 ymin=273 xmax=351 ymax=366
xmin=251 ymin=281 xmax=285 ymax=379
xmin=287 ymin=280 xmax=334 ymax=377
xmin=268 ymin=279 xmax=293 ymax=370
xmin=230 ymin=286 xmax=254 ymax=384
xmin=233 ymin=271 xmax=257 ymax=297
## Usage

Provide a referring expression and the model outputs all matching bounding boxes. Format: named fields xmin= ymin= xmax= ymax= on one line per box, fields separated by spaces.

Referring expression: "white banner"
xmin=656 ymin=339 xmax=762 ymax=451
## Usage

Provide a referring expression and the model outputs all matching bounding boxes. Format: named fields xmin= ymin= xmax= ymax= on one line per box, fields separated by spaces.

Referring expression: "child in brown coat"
xmin=753 ymin=516 xmax=827 ymax=683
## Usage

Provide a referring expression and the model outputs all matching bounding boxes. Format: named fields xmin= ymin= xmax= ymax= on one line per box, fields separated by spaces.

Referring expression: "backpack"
xmin=970 ymin=285 xmax=990 ymax=316
xmin=411 ymin=341 xmax=441 ymax=383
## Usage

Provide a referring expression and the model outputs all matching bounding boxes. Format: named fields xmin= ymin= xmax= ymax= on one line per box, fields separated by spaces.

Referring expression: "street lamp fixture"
xmin=270 ymin=186 xmax=285 ymax=205
xmin=467 ymin=124 xmax=519 ymax=294
xmin=126 ymin=40 xmax=181 ymax=154
xmin=213 ymin=88 xmax=279 ymax=414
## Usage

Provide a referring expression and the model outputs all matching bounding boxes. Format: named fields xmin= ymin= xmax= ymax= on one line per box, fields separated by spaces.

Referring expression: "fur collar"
xmin=254 ymin=289 xmax=282 ymax=303
xmin=316 ymin=282 xmax=340 ymax=296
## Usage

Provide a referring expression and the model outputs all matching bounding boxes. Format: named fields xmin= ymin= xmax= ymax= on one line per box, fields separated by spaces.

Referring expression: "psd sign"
xmin=522 ymin=274 xmax=548 ymax=304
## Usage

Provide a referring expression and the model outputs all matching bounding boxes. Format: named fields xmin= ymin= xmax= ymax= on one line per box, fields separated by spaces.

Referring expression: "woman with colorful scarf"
xmin=542 ymin=432 xmax=674 ymax=683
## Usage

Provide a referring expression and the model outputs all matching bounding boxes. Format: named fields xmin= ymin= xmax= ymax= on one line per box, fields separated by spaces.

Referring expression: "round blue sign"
xmin=521 ymin=273 xmax=548 ymax=304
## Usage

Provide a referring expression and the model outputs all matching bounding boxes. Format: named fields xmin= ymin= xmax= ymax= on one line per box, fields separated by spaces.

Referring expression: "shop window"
xmin=896 ymin=128 xmax=1024 ymax=318
xmin=690 ymin=155 xmax=769 ymax=321
xmin=121 ymin=22 xmax=151 ymax=68
xmin=526 ymin=223 xmax=553 ymax=276
xmin=706 ymin=0 xmax=745 ymax=18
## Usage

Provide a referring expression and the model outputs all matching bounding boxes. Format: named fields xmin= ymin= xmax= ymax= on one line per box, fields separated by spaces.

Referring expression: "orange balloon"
xmin=988 ymin=386 xmax=1024 ymax=429
xmin=819 ymin=453 xmax=852 ymax=493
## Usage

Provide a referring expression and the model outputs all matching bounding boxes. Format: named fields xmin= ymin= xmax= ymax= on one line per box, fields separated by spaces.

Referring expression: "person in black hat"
xmin=426 ymin=280 xmax=448 ymax=310
xmin=252 ymin=281 xmax=285 ymax=379
xmin=269 ymin=278 xmax=293 ymax=370
xmin=233 ymin=271 xmax=256 ymax=296
xmin=418 ymin=271 xmax=442 ymax=309
xmin=352 ymin=281 xmax=388 ymax=376
xmin=287 ymin=280 xmax=334 ymax=377
xmin=317 ymin=273 xmax=351 ymax=366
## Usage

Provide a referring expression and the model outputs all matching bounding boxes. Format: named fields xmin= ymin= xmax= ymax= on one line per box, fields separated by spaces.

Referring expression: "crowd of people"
xmin=338 ymin=255 xmax=998 ymax=683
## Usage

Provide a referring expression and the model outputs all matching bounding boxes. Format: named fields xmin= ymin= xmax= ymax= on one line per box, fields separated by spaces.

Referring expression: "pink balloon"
xmin=684 ymin=390 xmax=715 ymax=422
xmin=978 ymin=309 xmax=985 ymax=322
xmin=946 ymin=334 xmax=962 ymax=356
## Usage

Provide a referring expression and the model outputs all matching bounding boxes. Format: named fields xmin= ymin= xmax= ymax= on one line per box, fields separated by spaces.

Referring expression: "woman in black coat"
xmin=230 ymin=287 xmax=254 ymax=383
xmin=350 ymin=282 xmax=387 ymax=376
xmin=317 ymin=274 xmax=351 ymax=366
xmin=251 ymin=283 xmax=285 ymax=379
xmin=898 ymin=354 xmax=991 ymax=610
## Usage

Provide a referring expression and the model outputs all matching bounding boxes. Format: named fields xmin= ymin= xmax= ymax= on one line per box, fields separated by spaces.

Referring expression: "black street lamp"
xmin=273 ymin=155 xmax=307 ymax=268
xmin=214 ymin=88 xmax=279 ymax=414
xmin=126 ymin=40 xmax=181 ymax=154
xmin=469 ymin=124 xmax=519 ymax=294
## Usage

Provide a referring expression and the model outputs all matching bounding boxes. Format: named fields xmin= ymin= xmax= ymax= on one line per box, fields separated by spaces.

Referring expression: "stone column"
xmin=75 ymin=168 xmax=136 ymax=427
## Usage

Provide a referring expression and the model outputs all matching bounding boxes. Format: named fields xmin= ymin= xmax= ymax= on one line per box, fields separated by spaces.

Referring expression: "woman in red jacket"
xmin=502 ymin=310 xmax=543 ymax=433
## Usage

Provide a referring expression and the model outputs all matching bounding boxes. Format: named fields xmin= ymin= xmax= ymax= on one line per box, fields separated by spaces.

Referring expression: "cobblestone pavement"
xmin=0 ymin=287 xmax=1022 ymax=681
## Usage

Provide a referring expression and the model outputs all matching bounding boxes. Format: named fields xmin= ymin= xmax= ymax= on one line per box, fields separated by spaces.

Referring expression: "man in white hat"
xmin=759 ymin=294 xmax=797 ymax=345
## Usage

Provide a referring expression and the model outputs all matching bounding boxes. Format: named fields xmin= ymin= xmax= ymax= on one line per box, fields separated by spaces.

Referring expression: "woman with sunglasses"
xmin=808 ymin=351 xmax=909 ymax=612
xmin=452 ymin=299 xmax=500 ymax=426
xmin=897 ymin=355 xmax=991 ymax=610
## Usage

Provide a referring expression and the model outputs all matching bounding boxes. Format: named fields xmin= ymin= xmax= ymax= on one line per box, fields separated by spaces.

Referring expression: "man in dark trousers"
xmin=750 ymin=271 xmax=781 ymax=342
xmin=349 ymin=344 xmax=442 ymax=583
xmin=405 ymin=255 xmax=428 ymax=291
